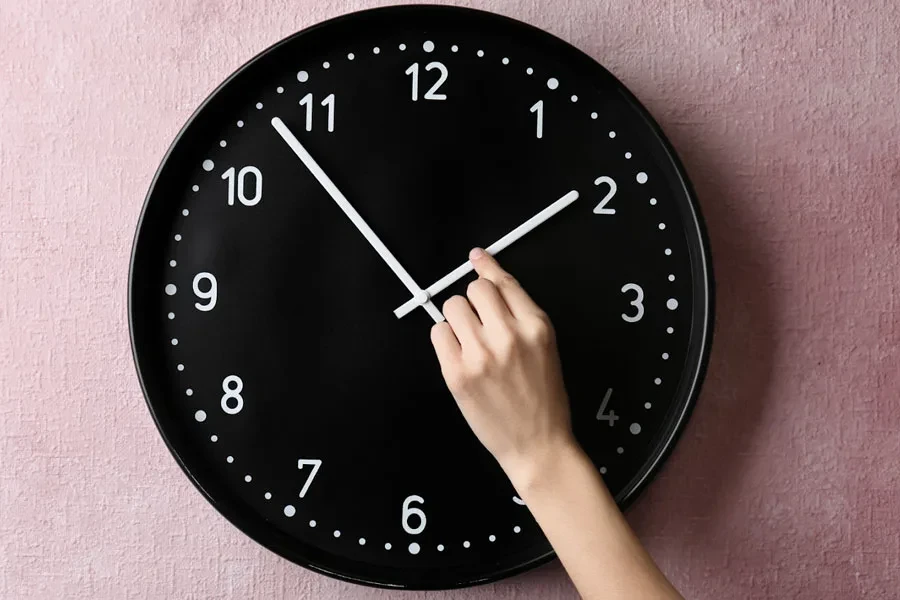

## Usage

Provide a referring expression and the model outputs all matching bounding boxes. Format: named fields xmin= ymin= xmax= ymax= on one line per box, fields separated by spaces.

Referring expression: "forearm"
xmin=510 ymin=439 xmax=683 ymax=600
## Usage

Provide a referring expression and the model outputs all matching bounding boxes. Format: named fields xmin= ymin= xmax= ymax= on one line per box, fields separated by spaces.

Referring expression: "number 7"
xmin=297 ymin=459 xmax=322 ymax=498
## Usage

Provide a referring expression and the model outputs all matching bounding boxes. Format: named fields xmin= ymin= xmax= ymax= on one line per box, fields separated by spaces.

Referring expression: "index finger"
xmin=467 ymin=248 xmax=541 ymax=319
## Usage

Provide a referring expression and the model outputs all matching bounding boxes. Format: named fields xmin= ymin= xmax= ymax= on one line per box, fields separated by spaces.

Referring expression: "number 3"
xmin=621 ymin=283 xmax=644 ymax=323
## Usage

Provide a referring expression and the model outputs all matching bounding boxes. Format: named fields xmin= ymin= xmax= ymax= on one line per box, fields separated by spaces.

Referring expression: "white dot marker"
xmin=659 ymin=223 xmax=666 ymax=230
xmin=182 ymin=209 xmax=189 ymax=216
xmin=513 ymin=526 xmax=521 ymax=534
xmin=237 ymin=120 xmax=244 ymax=127
xmin=637 ymin=172 xmax=648 ymax=184
xmin=630 ymin=423 xmax=642 ymax=435
xmin=297 ymin=70 xmax=309 ymax=82
xmin=463 ymin=541 xmax=471 ymax=548
xmin=169 ymin=260 xmax=176 ymax=267
xmin=372 ymin=46 xmax=380 ymax=55
xmin=665 ymin=248 xmax=672 ymax=256
xmin=399 ymin=43 xmax=406 ymax=51
xmin=644 ymin=402 xmax=652 ymax=409
xmin=309 ymin=520 xmax=316 ymax=527
xmin=167 ymin=312 xmax=174 ymax=320
xmin=358 ymin=538 xmax=366 ymax=545
xmin=437 ymin=544 xmax=445 ymax=551
xmin=347 ymin=53 xmax=354 ymax=60
xmin=408 ymin=542 xmax=420 ymax=554
xmin=591 ymin=112 xmax=598 ymax=119
xmin=177 ymin=364 xmax=184 ymax=371
xmin=570 ymin=94 xmax=578 ymax=102
xmin=667 ymin=298 xmax=679 ymax=310
xmin=547 ymin=77 xmax=559 ymax=89
xmin=264 ymin=492 xmax=271 ymax=499
xmin=202 ymin=159 xmax=214 ymax=171
xmin=477 ymin=49 xmax=484 ymax=57
xmin=323 ymin=61 xmax=330 ymax=69
xmin=526 ymin=67 xmax=534 ymax=75
xmin=226 ymin=455 xmax=233 ymax=463
xmin=384 ymin=543 xmax=392 ymax=550
xmin=650 ymin=198 xmax=658 ymax=205
xmin=662 ymin=352 xmax=670 ymax=359
xmin=502 ymin=57 xmax=509 ymax=65
xmin=600 ymin=466 xmax=608 ymax=475
xmin=244 ymin=475 xmax=252 ymax=482
xmin=219 ymin=140 xmax=226 ymax=147
xmin=276 ymin=86 xmax=284 ymax=93
xmin=255 ymin=102 xmax=263 ymax=109
xmin=170 ymin=338 xmax=178 ymax=346
xmin=185 ymin=388 xmax=193 ymax=396
xmin=451 ymin=45 xmax=459 ymax=52
xmin=191 ymin=184 xmax=199 ymax=192
xmin=210 ymin=434 xmax=217 ymax=442
xmin=625 ymin=152 xmax=632 ymax=159
xmin=489 ymin=535 xmax=496 ymax=542
xmin=333 ymin=530 xmax=340 ymax=538
xmin=165 ymin=284 xmax=176 ymax=295
xmin=667 ymin=326 xmax=674 ymax=334
xmin=174 ymin=234 xmax=181 ymax=241
xmin=668 ymin=274 xmax=675 ymax=282
xmin=284 ymin=505 xmax=296 ymax=517
xmin=617 ymin=446 xmax=624 ymax=454
xmin=423 ymin=40 xmax=434 ymax=52
xmin=194 ymin=410 xmax=206 ymax=422
xmin=609 ymin=131 xmax=616 ymax=138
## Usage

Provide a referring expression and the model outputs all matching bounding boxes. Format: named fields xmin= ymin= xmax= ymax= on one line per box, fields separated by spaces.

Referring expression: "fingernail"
xmin=469 ymin=247 xmax=485 ymax=260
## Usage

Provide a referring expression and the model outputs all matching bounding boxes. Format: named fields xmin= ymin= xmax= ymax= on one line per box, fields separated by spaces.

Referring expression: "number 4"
xmin=297 ymin=459 xmax=322 ymax=498
xmin=596 ymin=387 xmax=619 ymax=426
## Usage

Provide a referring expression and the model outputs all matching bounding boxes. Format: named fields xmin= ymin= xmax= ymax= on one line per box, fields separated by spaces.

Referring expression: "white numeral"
xmin=297 ymin=459 xmax=322 ymax=498
xmin=222 ymin=166 xmax=262 ymax=206
xmin=621 ymin=283 xmax=645 ymax=323
xmin=512 ymin=495 xmax=526 ymax=505
xmin=221 ymin=375 xmax=244 ymax=414
xmin=192 ymin=272 xmax=217 ymax=311
xmin=530 ymin=100 xmax=543 ymax=139
xmin=592 ymin=176 xmax=617 ymax=215
xmin=405 ymin=62 xmax=448 ymax=101
xmin=402 ymin=495 xmax=427 ymax=534
xmin=596 ymin=387 xmax=619 ymax=425
xmin=299 ymin=93 xmax=336 ymax=132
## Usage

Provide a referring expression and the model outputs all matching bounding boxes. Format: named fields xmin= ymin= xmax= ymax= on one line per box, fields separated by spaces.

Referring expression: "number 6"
xmin=402 ymin=495 xmax=426 ymax=534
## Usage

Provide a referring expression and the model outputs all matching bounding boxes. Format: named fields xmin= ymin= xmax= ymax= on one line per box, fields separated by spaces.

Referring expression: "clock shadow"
xmin=625 ymin=120 xmax=778 ymax=543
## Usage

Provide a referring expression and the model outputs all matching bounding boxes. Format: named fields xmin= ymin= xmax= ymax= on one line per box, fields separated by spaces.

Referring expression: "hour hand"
xmin=393 ymin=190 xmax=580 ymax=318
xmin=271 ymin=116 xmax=444 ymax=323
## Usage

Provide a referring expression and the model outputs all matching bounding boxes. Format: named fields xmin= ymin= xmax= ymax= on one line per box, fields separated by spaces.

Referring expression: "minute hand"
xmin=393 ymin=189 xmax=580 ymax=319
xmin=271 ymin=117 xmax=443 ymax=323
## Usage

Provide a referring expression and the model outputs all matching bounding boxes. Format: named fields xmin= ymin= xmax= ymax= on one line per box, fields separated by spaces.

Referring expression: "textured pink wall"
xmin=2 ymin=0 xmax=899 ymax=598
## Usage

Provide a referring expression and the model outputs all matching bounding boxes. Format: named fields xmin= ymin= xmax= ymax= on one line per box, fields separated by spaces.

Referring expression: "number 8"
xmin=221 ymin=375 xmax=244 ymax=414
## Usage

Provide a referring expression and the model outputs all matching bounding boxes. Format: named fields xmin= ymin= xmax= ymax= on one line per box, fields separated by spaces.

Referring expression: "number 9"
xmin=193 ymin=272 xmax=217 ymax=311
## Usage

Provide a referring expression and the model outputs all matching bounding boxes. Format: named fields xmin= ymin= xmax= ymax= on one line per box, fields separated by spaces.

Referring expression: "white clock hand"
xmin=271 ymin=117 xmax=444 ymax=323
xmin=393 ymin=189 xmax=580 ymax=318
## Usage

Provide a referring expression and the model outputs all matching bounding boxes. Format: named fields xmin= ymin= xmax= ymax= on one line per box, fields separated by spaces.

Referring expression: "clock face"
xmin=129 ymin=5 xmax=713 ymax=590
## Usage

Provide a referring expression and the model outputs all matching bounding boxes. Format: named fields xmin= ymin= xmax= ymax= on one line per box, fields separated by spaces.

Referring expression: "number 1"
xmin=530 ymin=100 xmax=543 ymax=139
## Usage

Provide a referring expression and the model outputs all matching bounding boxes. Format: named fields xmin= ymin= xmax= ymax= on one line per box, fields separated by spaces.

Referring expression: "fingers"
xmin=468 ymin=248 xmax=541 ymax=319
xmin=442 ymin=295 xmax=482 ymax=350
xmin=430 ymin=321 xmax=461 ymax=366
xmin=465 ymin=278 xmax=510 ymax=328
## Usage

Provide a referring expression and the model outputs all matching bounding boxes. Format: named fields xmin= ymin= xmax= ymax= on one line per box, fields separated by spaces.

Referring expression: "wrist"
xmin=503 ymin=434 xmax=585 ymax=501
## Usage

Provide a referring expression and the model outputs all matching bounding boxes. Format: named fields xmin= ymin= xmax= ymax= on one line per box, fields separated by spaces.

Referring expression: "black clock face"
xmin=130 ymin=5 xmax=713 ymax=590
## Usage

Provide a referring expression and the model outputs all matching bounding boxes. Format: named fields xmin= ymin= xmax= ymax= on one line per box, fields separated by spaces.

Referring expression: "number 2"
xmin=621 ymin=283 xmax=644 ymax=323
xmin=592 ymin=176 xmax=617 ymax=215
xmin=405 ymin=62 xmax=448 ymax=101
xmin=297 ymin=459 xmax=322 ymax=498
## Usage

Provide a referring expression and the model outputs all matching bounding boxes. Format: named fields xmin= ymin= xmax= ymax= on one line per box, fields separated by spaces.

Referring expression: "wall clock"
xmin=129 ymin=5 xmax=714 ymax=590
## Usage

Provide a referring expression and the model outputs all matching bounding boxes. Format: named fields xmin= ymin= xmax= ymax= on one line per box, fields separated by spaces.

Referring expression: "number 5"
xmin=621 ymin=283 xmax=644 ymax=323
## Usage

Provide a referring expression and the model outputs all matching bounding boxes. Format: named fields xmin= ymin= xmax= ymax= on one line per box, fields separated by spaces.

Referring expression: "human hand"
xmin=430 ymin=248 xmax=576 ymax=489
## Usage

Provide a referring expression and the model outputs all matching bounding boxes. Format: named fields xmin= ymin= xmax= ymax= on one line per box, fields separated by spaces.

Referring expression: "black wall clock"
xmin=129 ymin=5 xmax=713 ymax=590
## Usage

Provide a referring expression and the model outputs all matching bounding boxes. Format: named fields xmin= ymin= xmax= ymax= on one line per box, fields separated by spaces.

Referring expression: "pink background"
xmin=3 ymin=0 xmax=899 ymax=598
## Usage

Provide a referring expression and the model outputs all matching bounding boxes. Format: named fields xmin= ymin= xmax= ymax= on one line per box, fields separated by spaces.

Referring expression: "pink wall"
xmin=2 ymin=0 xmax=899 ymax=598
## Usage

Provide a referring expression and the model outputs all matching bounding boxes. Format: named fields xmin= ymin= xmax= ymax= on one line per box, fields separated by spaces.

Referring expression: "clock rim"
xmin=128 ymin=3 xmax=715 ymax=590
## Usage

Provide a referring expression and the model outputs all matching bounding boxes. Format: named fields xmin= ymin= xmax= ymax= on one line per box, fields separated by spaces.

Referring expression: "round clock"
xmin=130 ymin=5 xmax=713 ymax=590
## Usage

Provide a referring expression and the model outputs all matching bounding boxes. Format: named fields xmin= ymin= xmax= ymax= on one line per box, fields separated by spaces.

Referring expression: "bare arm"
xmin=430 ymin=248 xmax=683 ymax=600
